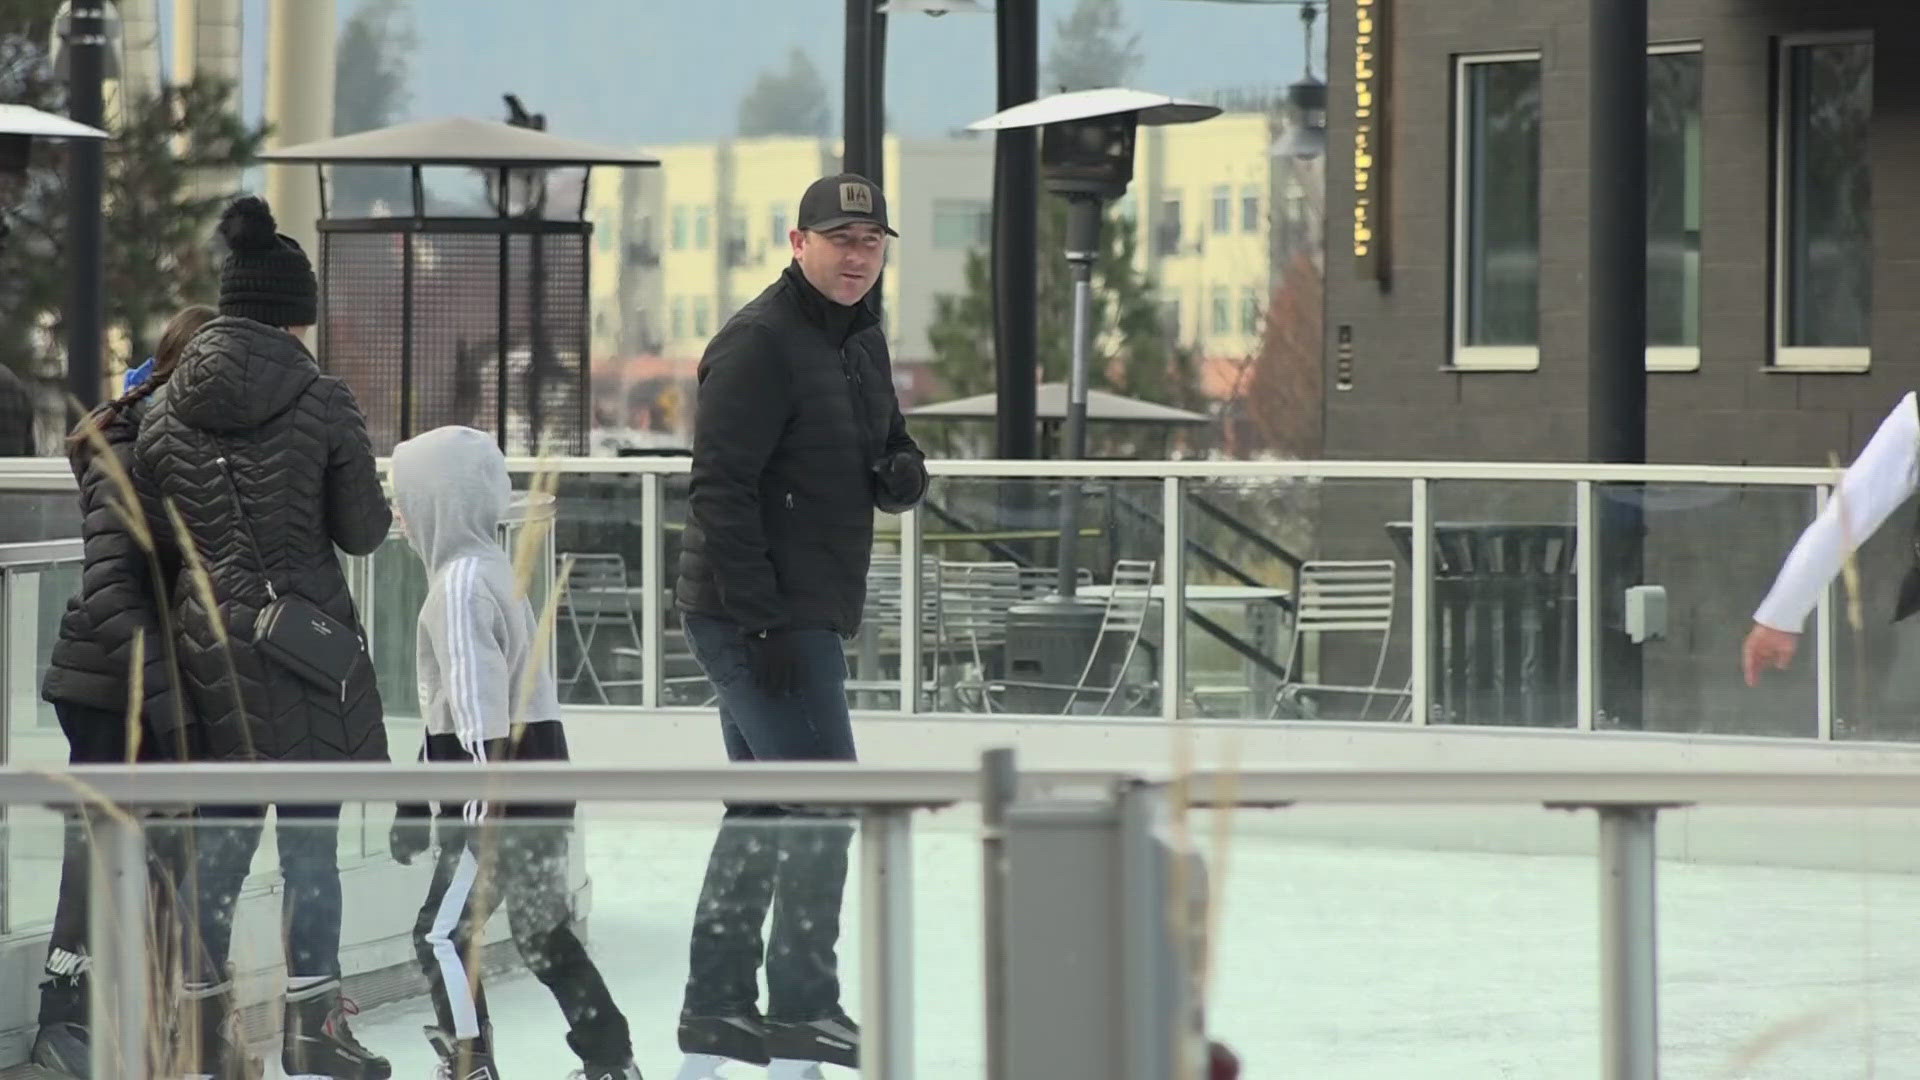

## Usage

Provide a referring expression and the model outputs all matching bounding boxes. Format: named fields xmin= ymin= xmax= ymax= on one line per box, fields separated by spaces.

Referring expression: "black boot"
xmin=30 ymin=973 xmax=89 ymax=1077
xmin=282 ymin=980 xmax=391 ymax=1080
xmin=566 ymin=1028 xmax=643 ymax=1080
xmin=425 ymin=1024 xmax=499 ymax=1080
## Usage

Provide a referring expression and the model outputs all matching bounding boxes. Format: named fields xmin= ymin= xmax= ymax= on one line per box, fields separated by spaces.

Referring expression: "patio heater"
xmin=967 ymin=90 xmax=1219 ymax=712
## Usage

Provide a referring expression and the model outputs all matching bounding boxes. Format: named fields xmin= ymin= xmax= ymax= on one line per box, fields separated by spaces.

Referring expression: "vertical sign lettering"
xmin=1353 ymin=0 xmax=1392 ymax=287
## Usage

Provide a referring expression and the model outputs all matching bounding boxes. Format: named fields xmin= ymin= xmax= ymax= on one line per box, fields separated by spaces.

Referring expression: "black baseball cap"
xmin=797 ymin=173 xmax=898 ymax=237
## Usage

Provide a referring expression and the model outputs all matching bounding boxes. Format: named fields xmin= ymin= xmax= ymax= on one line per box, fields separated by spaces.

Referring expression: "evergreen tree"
xmin=333 ymin=0 xmax=417 ymax=215
xmin=737 ymin=48 xmax=831 ymax=138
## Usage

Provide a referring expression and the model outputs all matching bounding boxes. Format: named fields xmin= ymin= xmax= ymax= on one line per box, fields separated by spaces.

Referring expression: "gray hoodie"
xmin=390 ymin=426 xmax=559 ymax=757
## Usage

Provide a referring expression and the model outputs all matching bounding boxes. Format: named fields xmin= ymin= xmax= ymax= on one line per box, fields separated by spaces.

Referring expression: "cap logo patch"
xmin=839 ymin=182 xmax=874 ymax=213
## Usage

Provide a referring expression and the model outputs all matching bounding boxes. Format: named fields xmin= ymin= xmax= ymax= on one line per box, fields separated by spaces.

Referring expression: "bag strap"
xmin=213 ymin=446 xmax=279 ymax=603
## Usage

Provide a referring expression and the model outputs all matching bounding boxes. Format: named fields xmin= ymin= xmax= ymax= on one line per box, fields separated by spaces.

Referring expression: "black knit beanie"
xmin=217 ymin=195 xmax=317 ymax=328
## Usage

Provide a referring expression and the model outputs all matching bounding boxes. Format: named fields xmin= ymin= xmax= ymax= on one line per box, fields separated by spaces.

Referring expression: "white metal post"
xmin=89 ymin=811 xmax=149 ymax=1080
xmin=641 ymin=472 xmax=664 ymax=710
xmin=1410 ymin=479 xmax=1432 ymax=725
xmin=860 ymin=808 xmax=915 ymax=1080
xmin=1814 ymin=485 xmax=1836 ymax=740
xmin=900 ymin=505 xmax=923 ymax=713
xmin=1597 ymin=806 xmax=1660 ymax=1080
xmin=1162 ymin=477 xmax=1186 ymax=721
xmin=1576 ymin=481 xmax=1598 ymax=731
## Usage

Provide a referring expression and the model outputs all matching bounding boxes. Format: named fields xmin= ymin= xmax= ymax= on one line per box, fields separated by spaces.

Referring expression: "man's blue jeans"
xmin=680 ymin=612 xmax=856 ymax=1023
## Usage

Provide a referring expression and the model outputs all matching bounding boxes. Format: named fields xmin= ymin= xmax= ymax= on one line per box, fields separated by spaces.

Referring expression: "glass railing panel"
xmin=1425 ymin=481 xmax=1578 ymax=727
xmin=1595 ymin=482 xmax=1819 ymax=736
xmin=1184 ymin=477 xmax=1411 ymax=721
xmin=139 ymin=802 xmax=924 ymax=1076
xmin=1199 ymin=803 xmax=1599 ymax=1075
xmin=1657 ymin=805 xmax=1920 ymax=1072
xmin=918 ymin=475 xmax=1167 ymax=717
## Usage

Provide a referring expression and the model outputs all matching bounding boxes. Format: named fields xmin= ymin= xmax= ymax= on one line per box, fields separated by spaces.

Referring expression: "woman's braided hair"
xmin=66 ymin=305 xmax=217 ymax=454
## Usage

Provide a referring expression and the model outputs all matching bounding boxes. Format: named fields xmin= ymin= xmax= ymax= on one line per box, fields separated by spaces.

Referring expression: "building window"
xmin=671 ymin=297 xmax=687 ymax=340
xmin=1211 ymin=185 xmax=1231 ymax=234
xmin=1776 ymin=34 xmax=1873 ymax=369
xmin=1241 ymin=187 xmax=1261 ymax=234
xmin=771 ymin=209 xmax=789 ymax=248
xmin=693 ymin=297 xmax=712 ymax=338
xmin=1210 ymin=287 xmax=1231 ymax=335
xmin=1452 ymin=52 xmax=1542 ymax=370
xmin=1160 ymin=298 xmax=1181 ymax=341
xmin=672 ymin=207 xmax=689 ymax=250
xmin=1156 ymin=196 xmax=1182 ymax=256
xmin=1241 ymin=287 xmax=1262 ymax=335
xmin=1648 ymin=44 xmax=1703 ymax=371
xmin=932 ymin=199 xmax=992 ymax=249
xmin=694 ymin=207 xmax=713 ymax=250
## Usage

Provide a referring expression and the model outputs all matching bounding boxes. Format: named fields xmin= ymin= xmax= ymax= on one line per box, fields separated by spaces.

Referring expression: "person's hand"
xmin=388 ymin=804 xmax=434 ymax=865
xmin=1741 ymin=623 xmax=1800 ymax=687
xmin=745 ymin=629 xmax=804 ymax=696
xmin=873 ymin=449 xmax=926 ymax=509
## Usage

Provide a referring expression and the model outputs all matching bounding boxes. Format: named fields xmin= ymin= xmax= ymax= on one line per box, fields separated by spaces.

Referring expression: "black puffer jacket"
xmin=41 ymin=396 xmax=185 ymax=747
xmin=134 ymin=317 xmax=392 ymax=762
xmin=676 ymin=263 xmax=927 ymax=636
xmin=0 ymin=364 xmax=35 ymax=455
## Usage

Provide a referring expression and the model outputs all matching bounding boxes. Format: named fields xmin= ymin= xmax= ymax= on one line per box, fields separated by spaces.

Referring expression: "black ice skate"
xmin=764 ymin=1013 xmax=858 ymax=1070
xmin=281 ymin=981 xmax=391 ymax=1080
xmin=425 ymin=1024 xmax=500 ymax=1080
xmin=30 ymin=974 xmax=89 ymax=1077
xmin=566 ymin=1028 xmax=643 ymax=1080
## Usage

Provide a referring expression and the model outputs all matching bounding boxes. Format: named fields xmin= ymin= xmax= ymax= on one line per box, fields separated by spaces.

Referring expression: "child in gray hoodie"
xmin=388 ymin=425 xmax=640 ymax=1080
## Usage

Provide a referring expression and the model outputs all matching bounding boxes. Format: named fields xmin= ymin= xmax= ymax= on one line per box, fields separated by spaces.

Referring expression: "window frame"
xmin=1772 ymin=29 xmax=1874 ymax=373
xmin=1211 ymin=185 xmax=1232 ymax=234
xmin=1241 ymin=186 xmax=1262 ymax=234
xmin=1450 ymin=50 xmax=1545 ymax=372
xmin=1647 ymin=40 xmax=1705 ymax=374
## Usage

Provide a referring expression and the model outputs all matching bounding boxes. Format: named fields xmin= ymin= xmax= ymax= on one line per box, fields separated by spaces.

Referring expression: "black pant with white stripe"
xmin=410 ymin=813 xmax=631 ymax=1065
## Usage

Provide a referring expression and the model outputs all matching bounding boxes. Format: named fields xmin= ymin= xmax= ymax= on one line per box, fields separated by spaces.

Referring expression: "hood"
xmin=164 ymin=316 xmax=319 ymax=433
xmin=390 ymin=425 xmax=510 ymax=571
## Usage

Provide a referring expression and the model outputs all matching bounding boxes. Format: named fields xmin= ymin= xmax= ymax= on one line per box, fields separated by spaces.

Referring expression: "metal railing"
xmin=19 ymin=757 xmax=1920 ymax=1080
xmin=0 ymin=456 xmax=1851 ymax=738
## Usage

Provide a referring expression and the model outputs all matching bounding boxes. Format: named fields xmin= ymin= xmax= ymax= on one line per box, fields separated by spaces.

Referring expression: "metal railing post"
xmin=1161 ymin=477 xmax=1186 ymax=721
xmin=641 ymin=472 xmax=664 ymax=710
xmin=1814 ymin=485 xmax=1836 ymax=740
xmin=89 ymin=810 xmax=149 ymax=1080
xmin=861 ymin=807 xmax=915 ymax=1079
xmin=1410 ymin=479 xmax=1432 ymax=725
xmin=1597 ymin=805 xmax=1660 ymax=1080
xmin=980 ymin=748 xmax=1017 ymax=1080
xmin=900 ymin=505 xmax=923 ymax=714
xmin=1576 ymin=481 xmax=1598 ymax=731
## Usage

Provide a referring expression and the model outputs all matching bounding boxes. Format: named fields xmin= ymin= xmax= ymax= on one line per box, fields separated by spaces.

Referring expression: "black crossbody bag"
xmin=215 ymin=451 xmax=363 ymax=699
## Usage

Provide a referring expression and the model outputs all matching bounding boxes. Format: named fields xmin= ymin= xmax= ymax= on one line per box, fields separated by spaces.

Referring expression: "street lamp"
xmin=969 ymin=88 xmax=1218 ymax=626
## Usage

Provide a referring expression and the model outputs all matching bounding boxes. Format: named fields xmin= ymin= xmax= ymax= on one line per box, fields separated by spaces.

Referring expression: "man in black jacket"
xmin=674 ymin=173 xmax=927 ymax=1077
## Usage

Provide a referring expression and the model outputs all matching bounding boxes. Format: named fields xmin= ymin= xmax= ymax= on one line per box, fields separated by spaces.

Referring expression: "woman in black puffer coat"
xmin=30 ymin=304 xmax=213 ymax=1077
xmin=134 ymin=196 xmax=392 ymax=1080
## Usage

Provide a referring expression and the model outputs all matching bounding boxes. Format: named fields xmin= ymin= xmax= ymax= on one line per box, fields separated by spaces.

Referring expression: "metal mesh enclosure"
xmin=318 ymin=221 xmax=591 ymax=456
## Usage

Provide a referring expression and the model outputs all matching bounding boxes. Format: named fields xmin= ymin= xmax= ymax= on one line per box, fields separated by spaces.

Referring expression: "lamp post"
xmin=56 ymin=3 xmax=115 ymax=410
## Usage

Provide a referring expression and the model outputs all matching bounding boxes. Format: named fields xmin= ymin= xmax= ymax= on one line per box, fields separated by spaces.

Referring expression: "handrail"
xmin=13 ymin=761 xmax=1920 ymax=809
xmin=0 ymin=455 xmax=1851 ymax=487
xmin=0 ymin=538 xmax=82 ymax=568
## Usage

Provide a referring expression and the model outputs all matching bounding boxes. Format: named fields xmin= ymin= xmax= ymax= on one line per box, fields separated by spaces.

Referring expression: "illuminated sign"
xmin=1352 ymin=0 xmax=1391 ymax=287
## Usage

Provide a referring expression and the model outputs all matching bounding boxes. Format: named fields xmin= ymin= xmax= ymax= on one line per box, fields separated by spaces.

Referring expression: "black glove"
xmin=873 ymin=449 xmax=927 ymax=511
xmin=745 ymin=629 xmax=804 ymax=697
xmin=389 ymin=803 xmax=434 ymax=865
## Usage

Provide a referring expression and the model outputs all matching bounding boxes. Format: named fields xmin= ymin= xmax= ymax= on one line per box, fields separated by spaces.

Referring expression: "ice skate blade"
xmin=674 ymin=1054 xmax=739 ymax=1080
xmin=766 ymin=1059 xmax=829 ymax=1079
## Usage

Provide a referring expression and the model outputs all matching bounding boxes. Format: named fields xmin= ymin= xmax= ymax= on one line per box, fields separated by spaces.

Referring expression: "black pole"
xmin=992 ymin=0 xmax=1038 ymax=462
xmin=1588 ymin=0 xmax=1647 ymax=730
xmin=844 ymin=0 xmax=875 ymax=179
xmin=65 ymin=4 xmax=107 ymax=412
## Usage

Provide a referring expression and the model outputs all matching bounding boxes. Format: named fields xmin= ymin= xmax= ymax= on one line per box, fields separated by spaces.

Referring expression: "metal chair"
xmin=556 ymin=553 xmax=646 ymax=704
xmin=1271 ymin=560 xmax=1410 ymax=721
xmin=989 ymin=558 xmax=1160 ymax=716
xmin=935 ymin=560 xmax=1024 ymax=711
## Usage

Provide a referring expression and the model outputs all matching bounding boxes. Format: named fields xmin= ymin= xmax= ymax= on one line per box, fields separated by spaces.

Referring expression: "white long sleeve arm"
xmin=1753 ymin=393 xmax=1920 ymax=633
